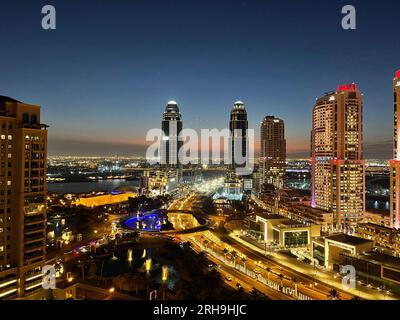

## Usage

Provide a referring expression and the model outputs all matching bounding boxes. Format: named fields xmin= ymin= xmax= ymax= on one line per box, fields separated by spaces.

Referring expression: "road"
xmin=168 ymin=195 xmax=315 ymax=300
xmin=168 ymin=192 xmax=360 ymax=300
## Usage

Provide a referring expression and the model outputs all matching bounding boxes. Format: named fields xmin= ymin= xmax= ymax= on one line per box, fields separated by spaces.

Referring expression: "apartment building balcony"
xmin=24 ymin=234 xmax=45 ymax=245
xmin=24 ymin=225 xmax=45 ymax=235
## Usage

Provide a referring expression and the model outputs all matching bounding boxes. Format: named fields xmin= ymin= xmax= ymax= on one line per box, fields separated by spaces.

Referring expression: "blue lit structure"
xmin=124 ymin=211 xmax=167 ymax=232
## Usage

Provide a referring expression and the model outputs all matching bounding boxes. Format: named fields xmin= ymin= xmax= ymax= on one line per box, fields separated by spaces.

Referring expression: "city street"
xmin=167 ymin=190 xmax=395 ymax=300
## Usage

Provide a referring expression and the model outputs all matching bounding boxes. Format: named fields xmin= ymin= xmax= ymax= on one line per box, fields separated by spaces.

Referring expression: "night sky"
xmin=0 ymin=0 xmax=399 ymax=158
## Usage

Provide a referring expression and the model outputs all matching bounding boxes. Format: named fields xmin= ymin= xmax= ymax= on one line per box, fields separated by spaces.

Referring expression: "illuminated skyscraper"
xmin=390 ymin=70 xmax=400 ymax=229
xmin=230 ymin=101 xmax=248 ymax=172
xmin=260 ymin=116 xmax=286 ymax=190
xmin=0 ymin=97 xmax=48 ymax=299
xmin=160 ymin=101 xmax=182 ymax=167
xmin=311 ymin=84 xmax=365 ymax=227
xmin=160 ymin=101 xmax=182 ymax=184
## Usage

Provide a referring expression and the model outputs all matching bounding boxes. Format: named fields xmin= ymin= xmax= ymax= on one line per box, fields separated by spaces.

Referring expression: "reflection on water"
xmin=96 ymin=247 xmax=178 ymax=290
xmin=47 ymin=179 xmax=139 ymax=194
xmin=366 ymin=200 xmax=389 ymax=211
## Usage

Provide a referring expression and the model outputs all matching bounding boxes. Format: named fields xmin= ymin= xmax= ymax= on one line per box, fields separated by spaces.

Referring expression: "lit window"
xmin=7 ymin=135 xmax=12 ymax=140
xmin=1 ymin=135 xmax=5 ymax=140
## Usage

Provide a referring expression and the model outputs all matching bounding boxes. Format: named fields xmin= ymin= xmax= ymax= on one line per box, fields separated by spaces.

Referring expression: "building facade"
xmin=160 ymin=101 xmax=183 ymax=170
xmin=311 ymin=84 xmax=365 ymax=227
xmin=0 ymin=96 xmax=48 ymax=299
xmin=260 ymin=116 xmax=286 ymax=190
xmin=142 ymin=168 xmax=178 ymax=196
xmin=229 ymin=101 xmax=248 ymax=173
xmin=390 ymin=70 xmax=400 ymax=229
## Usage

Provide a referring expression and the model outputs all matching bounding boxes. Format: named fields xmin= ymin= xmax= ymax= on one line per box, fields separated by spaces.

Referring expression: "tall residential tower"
xmin=230 ymin=101 xmax=248 ymax=172
xmin=160 ymin=101 xmax=182 ymax=167
xmin=0 ymin=97 xmax=48 ymax=299
xmin=160 ymin=100 xmax=182 ymax=184
xmin=311 ymin=84 xmax=365 ymax=227
xmin=390 ymin=70 xmax=400 ymax=229
xmin=260 ymin=116 xmax=286 ymax=190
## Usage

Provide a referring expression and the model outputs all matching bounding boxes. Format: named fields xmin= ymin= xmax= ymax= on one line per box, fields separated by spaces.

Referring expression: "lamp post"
xmin=127 ymin=248 xmax=133 ymax=263
xmin=162 ymin=265 xmax=168 ymax=300
xmin=145 ymin=258 xmax=152 ymax=296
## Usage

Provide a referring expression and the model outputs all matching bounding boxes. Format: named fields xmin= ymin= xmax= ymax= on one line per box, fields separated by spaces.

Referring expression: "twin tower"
xmin=159 ymin=100 xmax=286 ymax=189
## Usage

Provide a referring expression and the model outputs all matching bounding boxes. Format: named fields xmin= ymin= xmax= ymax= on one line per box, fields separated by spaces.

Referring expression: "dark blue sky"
xmin=0 ymin=0 xmax=399 ymax=158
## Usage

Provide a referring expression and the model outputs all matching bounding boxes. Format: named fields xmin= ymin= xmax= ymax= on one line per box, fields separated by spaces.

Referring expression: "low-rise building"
xmin=340 ymin=251 xmax=400 ymax=289
xmin=355 ymin=223 xmax=400 ymax=253
xmin=142 ymin=169 xmax=178 ymax=196
xmin=286 ymin=204 xmax=333 ymax=228
xmin=246 ymin=213 xmax=321 ymax=249
xmin=363 ymin=210 xmax=391 ymax=227
xmin=73 ymin=191 xmax=136 ymax=207
xmin=312 ymin=234 xmax=374 ymax=269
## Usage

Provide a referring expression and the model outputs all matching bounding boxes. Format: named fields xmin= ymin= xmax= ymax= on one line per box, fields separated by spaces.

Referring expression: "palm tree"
xmin=278 ymin=274 xmax=284 ymax=288
xmin=328 ymin=289 xmax=341 ymax=300
xmin=291 ymin=277 xmax=298 ymax=296
xmin=250 ymin=288 xmax=259 ymax=300
xmin=223 ymin=248 xmax=229 ymax=257
xmin=231 ymin=251 xmax=238 ymax=266
xmin=241 ymin=257 xmax=247 ymax=270
xmin=266 ymin=267 xmax=271 ymax=281
xmin=351 ymin=295 xmax=361 ymax=300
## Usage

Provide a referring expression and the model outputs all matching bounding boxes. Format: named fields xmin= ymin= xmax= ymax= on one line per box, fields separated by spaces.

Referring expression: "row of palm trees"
xmin=206 ymin=242 xmax=359 ymax=300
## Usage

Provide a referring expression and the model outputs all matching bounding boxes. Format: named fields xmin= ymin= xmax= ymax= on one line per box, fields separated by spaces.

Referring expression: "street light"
xmin=162 ymin=266 xmax=168 ymax=300
xmin=127 ymin=248 xmax=133 ymax=262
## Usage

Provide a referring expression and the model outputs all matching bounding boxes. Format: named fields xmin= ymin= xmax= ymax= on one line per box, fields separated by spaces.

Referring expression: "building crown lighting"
xmin=396 ymin=70 xmax=400 ymax=79
xmin=337 ymin=83 xmax=357 ymax=92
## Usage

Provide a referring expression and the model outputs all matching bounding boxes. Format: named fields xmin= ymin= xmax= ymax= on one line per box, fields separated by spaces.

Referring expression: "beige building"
xmin=260 ymin=116 xmax=286 ymax=190
xmin=311 ymin=84 xmax=365 ymax=226
xmin=73 ymin=192 xmax=136 ymax=207
xmin=390 ymin=70 xmax=400 ymax=229
xmin=0 ymin=96 xmax=48 ymax=299
xmin=142 ymin=168 xmax=178 ymax=195
xmin=253 ymin=213 xmax=321 ymax=249
xmin=364 ymin=210 xmax=390 ymax=227
xmin=355 ymin=222 xmax=400 ymax=253
xmin=314 ymin=234 xmax=374 ymax=269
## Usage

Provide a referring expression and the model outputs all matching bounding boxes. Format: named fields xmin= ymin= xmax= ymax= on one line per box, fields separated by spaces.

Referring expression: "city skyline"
xmin=0 ymin=1 xmax=399 ymax=158
xmin=2 ymin=0 xmax=400 ymax=304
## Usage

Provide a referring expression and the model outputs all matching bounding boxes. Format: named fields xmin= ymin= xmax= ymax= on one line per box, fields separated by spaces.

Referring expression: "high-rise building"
xmin=230 ymin=101 xmax=248 ymax=172
xmin=260 ymin=116 xmax=286 ymax=190
xmin=160 ymin=101 xmax=182 ymax=166
xmin=160 ymin=101 xmax=182 ymax=182
xmin=311 ymin=84 xmax=365 ymax=227
xmin=0 ymin=96 xmax=48 ymax=299
xmin=390 ymin=70 xmax=400 ymax=229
